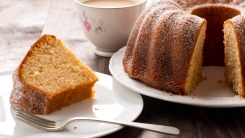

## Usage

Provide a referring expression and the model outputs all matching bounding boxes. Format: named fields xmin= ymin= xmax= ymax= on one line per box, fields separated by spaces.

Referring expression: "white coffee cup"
xmin=74 ymin=0 xmax=147 ymax=57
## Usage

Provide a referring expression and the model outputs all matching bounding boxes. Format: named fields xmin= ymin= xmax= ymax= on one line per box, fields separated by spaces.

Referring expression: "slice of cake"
xmin=10 ymin=34 xmax=99 ymax=114
xmin=224 ymin=17 xmax=245 ymax=97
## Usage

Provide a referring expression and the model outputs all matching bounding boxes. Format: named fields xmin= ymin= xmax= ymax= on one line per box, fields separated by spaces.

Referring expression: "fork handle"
xmin=70 ymin=117 xmax=180 ymax=135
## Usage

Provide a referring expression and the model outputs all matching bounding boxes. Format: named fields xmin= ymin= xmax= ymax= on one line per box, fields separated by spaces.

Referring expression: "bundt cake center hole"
xmin=191 ymin=6 xmax=240 ymax=66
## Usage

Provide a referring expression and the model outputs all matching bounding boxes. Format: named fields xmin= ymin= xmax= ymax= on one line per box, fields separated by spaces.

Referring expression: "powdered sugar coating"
xmin=175 ymin=0 xmax=245 ymax=9
xmin=11 ymin=71 xmax=24 ymax=101
xmin=123 ymin=0 xmax=205 ymax=94
xmin=10 ymin=68 xmax=47 ymax=114
xmin=123 ymin=0 xmax=245 ymax=95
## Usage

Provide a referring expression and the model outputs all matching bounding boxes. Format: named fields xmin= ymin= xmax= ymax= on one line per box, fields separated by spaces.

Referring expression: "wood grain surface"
xmin=1 ymin=0 xmax=245 ymax=137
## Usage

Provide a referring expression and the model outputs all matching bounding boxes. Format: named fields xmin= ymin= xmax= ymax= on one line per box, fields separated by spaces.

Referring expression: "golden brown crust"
xmin=123 ymin=0 xmax=245 ymax=95
xmin=123 ymin=0 xmax=205 ymax=94
xmin=174 ymin=0 xmax=245 ymax=9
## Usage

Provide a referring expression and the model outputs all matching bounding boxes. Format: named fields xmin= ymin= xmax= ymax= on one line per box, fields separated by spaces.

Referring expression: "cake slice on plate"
xmin=10 ymin=34 xmax=98 ymax=114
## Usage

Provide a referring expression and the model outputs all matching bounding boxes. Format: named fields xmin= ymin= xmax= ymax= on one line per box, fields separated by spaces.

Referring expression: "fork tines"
xmin=15 ymin=110 xmax=56 ymax=131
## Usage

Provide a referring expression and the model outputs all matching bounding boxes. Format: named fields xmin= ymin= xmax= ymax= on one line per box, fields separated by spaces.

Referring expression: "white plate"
xmin=109 ymin=47 xmax=245 ymax=108
xmin=0 ymin=71 xmax=143 ymax=138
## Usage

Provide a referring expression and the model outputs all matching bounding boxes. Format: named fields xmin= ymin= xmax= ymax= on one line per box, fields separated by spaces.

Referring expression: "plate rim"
xmin=109 ymin=47 xmax=245 ymax=108
xmin=0 ymin=70 xmax=143 ymax=138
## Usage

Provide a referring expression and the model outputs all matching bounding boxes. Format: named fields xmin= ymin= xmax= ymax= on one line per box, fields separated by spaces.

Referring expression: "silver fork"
xmin=15 ymin=110 xmax=180 ymax=135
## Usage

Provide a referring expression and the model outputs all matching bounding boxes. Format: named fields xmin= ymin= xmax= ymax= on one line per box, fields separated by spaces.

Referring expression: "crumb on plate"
xmin=94 ymin=107 xmax=100 ymax=111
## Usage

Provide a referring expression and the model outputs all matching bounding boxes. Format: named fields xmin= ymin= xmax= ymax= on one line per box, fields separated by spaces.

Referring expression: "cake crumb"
xmin=217 ymin=80 xmax=223 ymax=83
xmin=74 ymin=126 xmax=77 ymax=129
xmin=33 ymin=71 xmax=40 ymax=76
xmin=94 ymin=107 xmax=100 ymax=111
xmin=169 ymin=92 xmax=173 ymax=96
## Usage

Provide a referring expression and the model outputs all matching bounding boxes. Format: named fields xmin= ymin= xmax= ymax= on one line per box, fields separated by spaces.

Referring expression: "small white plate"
xmin=109 ymin=47 xmax=245 ymax=108
xmin=0 ymin=71 xmax=143 ymax=138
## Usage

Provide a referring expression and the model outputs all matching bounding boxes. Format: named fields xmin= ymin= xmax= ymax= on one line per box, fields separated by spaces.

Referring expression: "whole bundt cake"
xmin=123 ymin=0 xmax=245 ymax=96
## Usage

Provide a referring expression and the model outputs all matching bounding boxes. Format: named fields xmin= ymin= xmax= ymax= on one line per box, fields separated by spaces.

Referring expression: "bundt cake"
xmin=123 ymin=0 xmax=245 ymax=96
xmin=10 ymin=34 xmax=99 ymax=114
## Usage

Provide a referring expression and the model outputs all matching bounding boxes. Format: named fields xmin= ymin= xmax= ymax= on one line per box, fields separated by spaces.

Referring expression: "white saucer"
xmin=0 ymin=71 xmax=143 ymax=138
xmin=109 ymin=47 xmax=245 ymax=108
xmin=94 ymin=48 xmax=115 ymax=57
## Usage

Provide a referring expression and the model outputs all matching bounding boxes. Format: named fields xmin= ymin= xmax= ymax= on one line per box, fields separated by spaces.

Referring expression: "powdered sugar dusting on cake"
xmin=123 ymin=0 xmax=245 ymax=95
xmin=230 ymin=15 xmax=245 ymax=52
xmin=123 ymin=0 xmax=207 ymax=94
xmin=11 ymin=70 xmax=25 ymax=101
xmin=10 ymin=68 xmax=46 ymax=114
xmin=174 ymin=0 xmax=245 ymax=10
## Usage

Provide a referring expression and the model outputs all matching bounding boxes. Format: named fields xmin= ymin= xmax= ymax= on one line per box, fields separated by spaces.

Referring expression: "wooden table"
xmin=1 ymin=0 xmax=245 ymax=137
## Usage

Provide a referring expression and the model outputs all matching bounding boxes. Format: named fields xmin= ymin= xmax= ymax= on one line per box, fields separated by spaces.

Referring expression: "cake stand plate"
xmin=109 ymin=47 xmax=245 ymax=108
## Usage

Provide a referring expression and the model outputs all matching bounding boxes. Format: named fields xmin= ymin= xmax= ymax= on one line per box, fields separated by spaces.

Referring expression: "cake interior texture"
xmin=12 ymin=35 xmax=98 ymax=114
xmin=192 ymin=6 xmax=244 ymax=96
xmin=224 ymin=21 xmax=244 ymax=97
xmin=20 ymin=36 xmax=96 ymax=95
xmin=191 ymin=6 xmax=240 ymax=66
xmin=184 ymin=23 xmax=206 ymax=94
xmin=187 ymin=7 xmax=243 ymax=95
